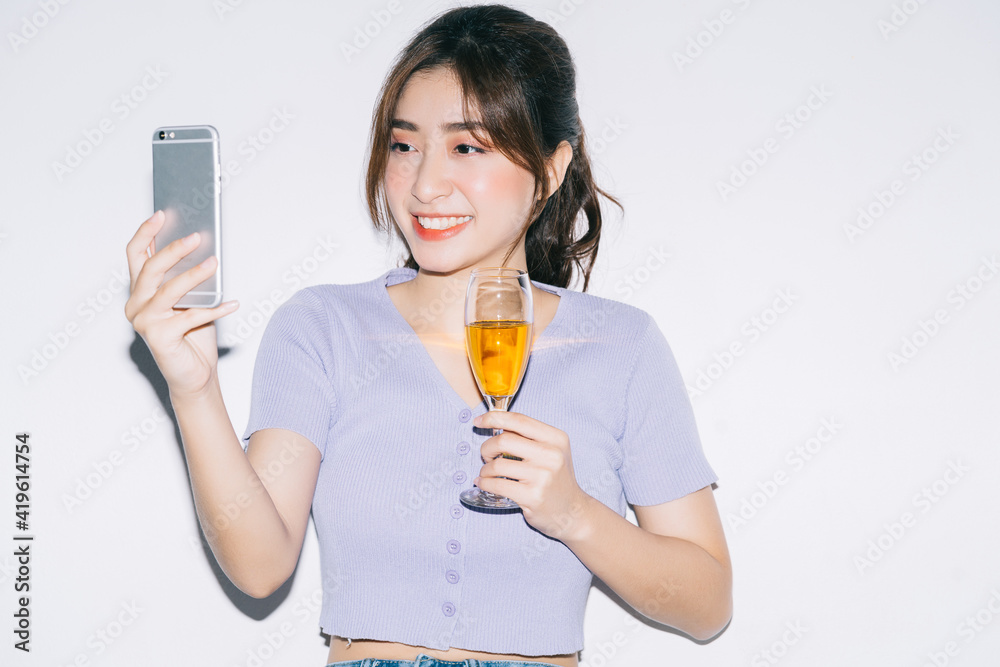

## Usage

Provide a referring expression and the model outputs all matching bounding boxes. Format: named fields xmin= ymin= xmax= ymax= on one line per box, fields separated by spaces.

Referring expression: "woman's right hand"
xmin=125 ymin=211 xmax=239 ymax=399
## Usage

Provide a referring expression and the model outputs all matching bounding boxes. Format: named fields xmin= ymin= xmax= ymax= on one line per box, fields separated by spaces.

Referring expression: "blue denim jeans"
xmin=325 ymin=654 xmax=561 ymax=667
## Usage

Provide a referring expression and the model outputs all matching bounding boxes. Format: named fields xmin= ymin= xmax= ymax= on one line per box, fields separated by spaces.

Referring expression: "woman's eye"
xmin=390 ymin=141 xmax=414 ymax=153
xmin=455 ymin=144 xmax=485 ymax=155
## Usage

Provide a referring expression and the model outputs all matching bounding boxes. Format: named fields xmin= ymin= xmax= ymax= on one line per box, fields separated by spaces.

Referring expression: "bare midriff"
xmin=327 ymin=638 xmax=578 ymax=665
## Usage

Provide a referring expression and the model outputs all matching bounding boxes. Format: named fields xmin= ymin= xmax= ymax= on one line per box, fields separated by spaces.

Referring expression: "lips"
xmin=411 ymin=214 xmax=472 ymax=241
xmin=416 ymin=215 xmax=472 ymax=230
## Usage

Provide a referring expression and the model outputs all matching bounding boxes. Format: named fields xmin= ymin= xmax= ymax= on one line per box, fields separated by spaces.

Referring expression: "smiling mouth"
xmin=415 ymin=215 xmax=473 ymax=230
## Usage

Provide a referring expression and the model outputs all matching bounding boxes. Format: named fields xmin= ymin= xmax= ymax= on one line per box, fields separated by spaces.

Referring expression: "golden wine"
xmin=465 ymin=320 xmax=532 ymax=397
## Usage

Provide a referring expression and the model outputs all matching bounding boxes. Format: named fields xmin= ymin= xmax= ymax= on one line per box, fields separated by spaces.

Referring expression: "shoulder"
xmin=277 ymin=269 xmax=402 ymax=318
xmin=549 ymin=284 xmax=658 ymax=347
xmin=260 ymin=269 xmax=401 ymax=344
xmin=532 ymin=283 xmax=667 ymax=384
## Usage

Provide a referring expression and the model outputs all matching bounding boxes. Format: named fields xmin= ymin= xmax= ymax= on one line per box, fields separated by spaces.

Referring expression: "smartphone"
xmin=151 ymin=125 xmax=222 ymax=308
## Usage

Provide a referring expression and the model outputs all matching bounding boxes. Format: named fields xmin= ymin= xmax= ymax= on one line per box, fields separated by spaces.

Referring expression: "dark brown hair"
xmin=365 ymin=4 xmax=620 ymax=290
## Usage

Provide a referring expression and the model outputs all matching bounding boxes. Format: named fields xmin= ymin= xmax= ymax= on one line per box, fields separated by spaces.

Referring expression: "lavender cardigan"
xmin=242 ymin=268 xmax=717 ymax=654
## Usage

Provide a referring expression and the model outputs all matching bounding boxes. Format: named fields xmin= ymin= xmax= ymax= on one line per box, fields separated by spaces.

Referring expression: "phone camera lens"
xmin=159 ymin=131 xmax=165 ymax=140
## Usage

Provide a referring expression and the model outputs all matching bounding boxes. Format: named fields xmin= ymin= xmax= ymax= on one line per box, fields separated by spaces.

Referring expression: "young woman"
xmin=125 ymin=5 xmax=731 ymax=666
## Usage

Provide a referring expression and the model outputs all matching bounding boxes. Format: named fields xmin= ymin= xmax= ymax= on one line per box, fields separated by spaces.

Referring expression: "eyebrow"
xmin=390 ymin=119 xmax=486 ymax=133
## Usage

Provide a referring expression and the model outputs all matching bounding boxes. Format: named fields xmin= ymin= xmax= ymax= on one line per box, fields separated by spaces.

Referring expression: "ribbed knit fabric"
xmin=242 ymin=268 xmax=717 ymax=655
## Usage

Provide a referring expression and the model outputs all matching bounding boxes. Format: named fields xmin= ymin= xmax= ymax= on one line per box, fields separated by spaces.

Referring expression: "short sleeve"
xmin=241 ymin=289 xmax=336 ymax=458
xmin=617 ymin=315 xmax=717 ymax=506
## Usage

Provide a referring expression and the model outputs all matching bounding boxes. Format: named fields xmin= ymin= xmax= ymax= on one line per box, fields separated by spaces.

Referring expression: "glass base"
xmin=460 ymin=486 xmax=519 ymax=510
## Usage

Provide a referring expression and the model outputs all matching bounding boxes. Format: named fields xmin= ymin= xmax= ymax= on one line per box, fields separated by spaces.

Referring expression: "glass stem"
xmin=486 ymin=402 xmax=521 ymax=464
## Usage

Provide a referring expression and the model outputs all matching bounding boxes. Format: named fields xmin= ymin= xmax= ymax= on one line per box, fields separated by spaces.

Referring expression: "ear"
xmin=543 ymin=140 xmax=574 ymax=199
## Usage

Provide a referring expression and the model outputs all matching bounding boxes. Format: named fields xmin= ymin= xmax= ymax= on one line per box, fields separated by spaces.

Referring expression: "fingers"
xmin=478 ymin=421 xmax=569 ymax=465
xmin=475 ymin=474 xmax=522 ymax=500
xmin=152 ymin=253 xmax=218 ymax=309
xmin=478 ymin=452 xmax=528 ymax=483
xmin=126 ymin=210 xmax=164 ymax=290
xmin=479 ymin=431 xmax=531 ymax=462
xmin=129 ymin=254 xmax=228 ymax=333
xmin=131 ymin=230 xmax=204 ymax=305
xmin=141 ymin=298 xmax=239 ymax=348
xmin=126 ymin=216 xmax=215 ymax=324
xmin=474 ymin=410 xmax=561 ymax=443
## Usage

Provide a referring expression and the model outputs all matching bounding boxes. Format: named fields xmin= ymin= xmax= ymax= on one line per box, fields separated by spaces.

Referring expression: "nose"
xmin=411 ymin=149 xmax=452 ymax=203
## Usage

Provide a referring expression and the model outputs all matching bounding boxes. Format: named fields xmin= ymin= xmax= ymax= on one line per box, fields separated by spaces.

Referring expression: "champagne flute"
xmin=460 ymin=267 xmax=534 ymax=510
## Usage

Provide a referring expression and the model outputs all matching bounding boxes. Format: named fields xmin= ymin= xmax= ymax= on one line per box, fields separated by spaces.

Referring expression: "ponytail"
xmin=524 ymin=127 xmax=619 ymax=290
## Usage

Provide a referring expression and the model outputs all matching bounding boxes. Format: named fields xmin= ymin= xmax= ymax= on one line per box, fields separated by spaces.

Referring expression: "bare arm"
xmin=125 ymin=211 xmax=319 ymax=597
xmin=559 ymin=487 xmax=732 ymax=640
xmin=173 ymin=385 xmax=320 ymax=597
xmin=474 ymin=410 xmax=732 ymax=640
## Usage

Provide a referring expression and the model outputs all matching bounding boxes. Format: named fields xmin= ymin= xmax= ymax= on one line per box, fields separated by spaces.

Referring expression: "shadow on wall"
xmin=590 ymin=575 xmax=731 ymax=650
xmin=128 ymin=332 xmax=297 ymax=620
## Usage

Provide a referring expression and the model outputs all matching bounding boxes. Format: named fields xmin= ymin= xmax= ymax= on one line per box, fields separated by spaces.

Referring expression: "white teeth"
xmin=416 ymin=215 xmax=472 ymax=230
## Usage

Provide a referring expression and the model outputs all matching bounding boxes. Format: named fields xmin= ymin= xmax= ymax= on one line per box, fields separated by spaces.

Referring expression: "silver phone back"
xmin=152 ymin=125 xmax=222 ymax=308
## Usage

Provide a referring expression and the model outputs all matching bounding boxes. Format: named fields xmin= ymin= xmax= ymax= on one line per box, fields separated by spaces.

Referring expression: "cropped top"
xmin=241 ymin=267 xmax=717 ymax=655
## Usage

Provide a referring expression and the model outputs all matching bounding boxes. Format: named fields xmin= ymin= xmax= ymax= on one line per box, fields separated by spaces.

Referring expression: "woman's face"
xmin=384 ymin=67 xmax=537 ymax=275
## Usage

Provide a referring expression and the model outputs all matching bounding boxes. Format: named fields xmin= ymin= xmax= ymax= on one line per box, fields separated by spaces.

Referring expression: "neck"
xmin=402 ymin=246 xmax=530 ymax=335
xmin=403 ymin=268 xmax=470 ymax=336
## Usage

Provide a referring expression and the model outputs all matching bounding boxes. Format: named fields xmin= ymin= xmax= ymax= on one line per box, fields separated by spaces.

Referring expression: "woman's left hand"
xmin=473 ymin=410 xmax=593 ymax=541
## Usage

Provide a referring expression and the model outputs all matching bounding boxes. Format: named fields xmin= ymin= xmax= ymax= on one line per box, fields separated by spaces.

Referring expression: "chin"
xmin=410 ymin=257 xmax=471 ymax=276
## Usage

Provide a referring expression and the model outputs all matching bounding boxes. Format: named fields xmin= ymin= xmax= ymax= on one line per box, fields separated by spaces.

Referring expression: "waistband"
xmin=325 ymin=654 xmax=562 ymax=667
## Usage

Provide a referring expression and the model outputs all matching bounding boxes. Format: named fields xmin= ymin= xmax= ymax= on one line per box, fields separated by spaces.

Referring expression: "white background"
xmin=3 ymin=0 xmax=999 ymax=665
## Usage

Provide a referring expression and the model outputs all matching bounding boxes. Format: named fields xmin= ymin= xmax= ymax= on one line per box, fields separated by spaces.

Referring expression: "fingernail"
xmin=185 ymin=232 xmax=200 ymax=245
xmin=199 ymin=255 xmax=215 ymax=268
